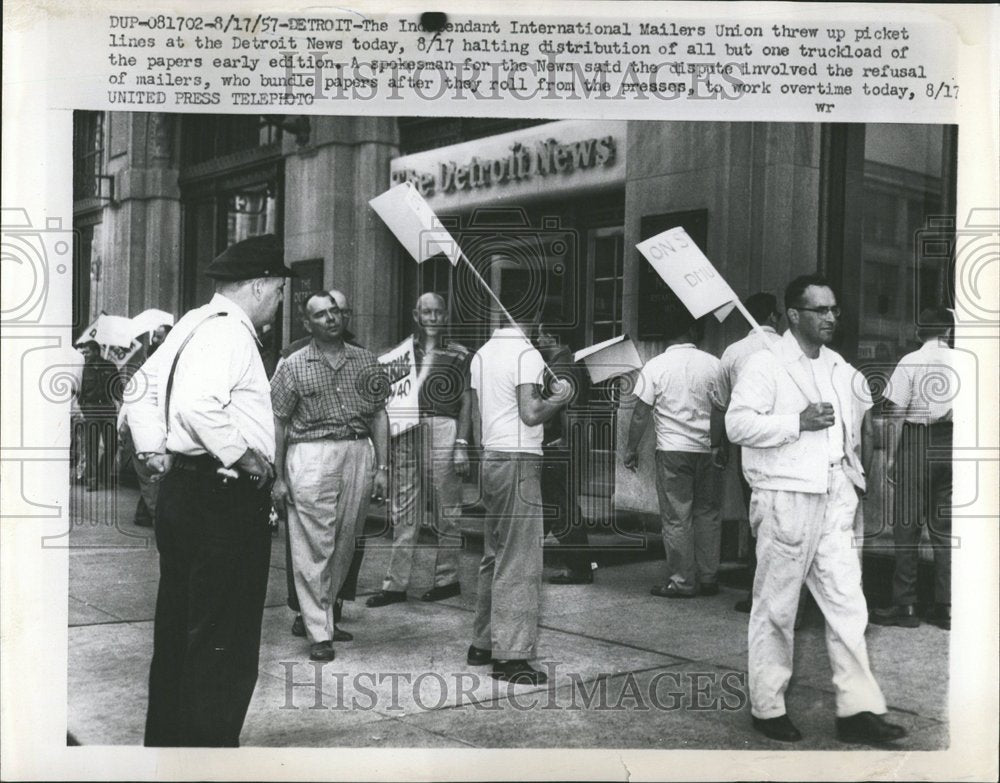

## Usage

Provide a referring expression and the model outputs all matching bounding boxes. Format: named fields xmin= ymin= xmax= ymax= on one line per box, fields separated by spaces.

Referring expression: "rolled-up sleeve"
xmin=726 ymin=352 xmax=799 ymax=448
xmin=270 ymin=360 xmax=299 ymax=421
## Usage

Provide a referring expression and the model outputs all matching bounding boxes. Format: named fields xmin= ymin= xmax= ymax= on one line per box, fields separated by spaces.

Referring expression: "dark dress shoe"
xmin=490 ymin=660 xmax=548 ymax=685
xmin=548 ymin=571 xmax=593 ymax=585
xmin=734 ymin=596 xmax=753 ymax=613
xmin=836 ymin=712 xmax=907 ymax=744
xmin=420 ymin=582 xmax=461 ymax=602
xmin=291 ymin=615 xmax=306 ymax=637
xmin=309 ymin=641 xmax=336 ymax=662
xmin=928 ymin=603 xmax=950 ymax=630
xmin=699 ymin=583 xmax=720 ymax=597
xmin=466 ymin=645 xmax=493 ymax=666
xmin=332 ymin=627 xmax=353 ymax=642
xmin=650 ymin=583 xmax=695 ymax=598
xmin=752 ymin=714 xmax=803 ymax=742
xmin=365 ymin=590 xmax=407 ymax=608
xmin=869 ymin=604 xmax=920 ymax=628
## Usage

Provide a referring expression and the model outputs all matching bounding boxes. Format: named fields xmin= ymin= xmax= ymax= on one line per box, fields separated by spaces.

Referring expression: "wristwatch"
xmin=454 ymin=438 xmax=469 ymax=447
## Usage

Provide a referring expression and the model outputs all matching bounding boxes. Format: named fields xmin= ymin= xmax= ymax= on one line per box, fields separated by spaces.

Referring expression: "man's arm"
xmin=860 ymin=408 xmax=875 ymax=477
xmin=623 ymin=399 xmax=653 ymax=471
xmin=453 ymin=388 xmax=472 ymax=477
xmin=725 ymin=353 xmax=801 ymax=448
xmin=371 ymin=408 xmax=389 ymax=502
xmin=881 ymin=402 xmax=905 ymax=484
xmin=271 ymin=416 xmax=291 ymax=516
xmin=516 ymin=382 xmax=569 ymax=427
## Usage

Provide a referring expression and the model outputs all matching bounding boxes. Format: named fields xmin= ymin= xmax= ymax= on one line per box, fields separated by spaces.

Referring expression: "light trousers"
xmin=654 ymin=450 xmax=722 ymax=593
xmin=286 ymin=439 xmax=373 ymax=644
xmin=382 ymin=416 xmax=463 ymax=592
xmin=749 ymin=467 xmax=887 ymax=719
xmin=472 ymin=451 xmax=544 ymax=661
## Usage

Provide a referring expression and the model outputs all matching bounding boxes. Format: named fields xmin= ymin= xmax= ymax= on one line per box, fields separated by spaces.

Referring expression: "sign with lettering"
xmin=377 ymin=335 xmax=420 ymax=436
xmin=392 ymin=135 xmax=616 ymax=199
xmin=636 ymin=227 xmax=737 ymax=321
xmin=370 ymin=183 xmax=461 ymax=265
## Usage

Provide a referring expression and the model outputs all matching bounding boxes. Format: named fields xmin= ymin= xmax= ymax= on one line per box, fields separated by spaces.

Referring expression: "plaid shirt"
xmin=271 ymin=340 xmax=388 ymax=443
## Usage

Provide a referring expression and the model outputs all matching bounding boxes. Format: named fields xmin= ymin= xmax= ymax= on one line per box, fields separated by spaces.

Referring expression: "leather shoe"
xmin=752 ymin=714 xmax=803 ymax=742
xmin=734 ymin=595 xmax=752 ymax=613
xmin=836 ymin=711 xmax=907 ymax=744
xmin=650 ymin=583 xmax=695 ymax=598
xmin=699 ymin=582 xmax=720 ymax=597
xmin=466 ymin=644 xmax=493 ymax=666
xmin=548 ymin=571 xmax=593 ymax=585
xmin=490 ymin=660 xmax=548 ymax=685
xmin=332 ymin=627 xmax=353 ymax=642
xmin=308 ymin=641 xmax=336 ymax=662
xmin=869 ymin=604 xmax=920 ymax=628
xmin=291 ymin=614 xmax=305 ymax=637
xmin=420 ymin=582 xmax=461 ymax=602
xmin=365 ymin=590 xmax=407 ymax=608
xmin=928 ymin=603 xmax=950 ymax=630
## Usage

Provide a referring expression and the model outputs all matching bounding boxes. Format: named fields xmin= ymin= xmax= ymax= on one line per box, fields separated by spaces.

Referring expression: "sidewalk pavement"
xmin=68 ymin=485 xmax=948 ymax=750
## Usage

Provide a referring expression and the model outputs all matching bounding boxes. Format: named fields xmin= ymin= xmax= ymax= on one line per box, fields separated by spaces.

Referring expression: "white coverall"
xmin=726 ymin=330 xmax=888 ymax=720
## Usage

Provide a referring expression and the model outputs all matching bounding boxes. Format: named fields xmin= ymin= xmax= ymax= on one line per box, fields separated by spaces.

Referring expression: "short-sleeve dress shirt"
xmin=637 ymin=343 xmax=726 ymax=453
xmin=270 ymin=340 xmax=388 ymax=443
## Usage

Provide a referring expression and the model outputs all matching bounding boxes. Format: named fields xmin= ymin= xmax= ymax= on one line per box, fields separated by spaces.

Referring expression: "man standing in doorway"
xmin=727 ymin=273 xmax=905 ymax=745
xmin=367 ymin=292 xmax=472 ymax=608
xmin=624 ymin=307 xmax=728 ymax=598
xmin=466 ymin=307 xmax=573 ymax=684
xmin=126 ymin=233 xmax=294 ymax=747
xmin=270 ymin=289 xmax=389 ymax=663
xmin=719 ymin=292 xmax=782 ymax=612
xmin=870 ymin=306 xmax=957 ymax=631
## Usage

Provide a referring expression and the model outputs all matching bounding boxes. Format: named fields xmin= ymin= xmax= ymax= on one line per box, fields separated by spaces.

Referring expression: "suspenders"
xmin=163 ymin=312 xmax=227 ymax=433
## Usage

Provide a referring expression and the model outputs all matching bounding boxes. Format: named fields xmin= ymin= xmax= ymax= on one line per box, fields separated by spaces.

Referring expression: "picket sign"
xmin=377 ymin=335 xmax=421 ymax=436
xmin=636 ymin=227 xmax=815 ymax=403
xmin=369 ymin=183 xmax=558 ymax=382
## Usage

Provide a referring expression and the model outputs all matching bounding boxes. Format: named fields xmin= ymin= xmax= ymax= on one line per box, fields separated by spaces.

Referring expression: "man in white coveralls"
xmin=726 ymin=273 xmax=906 ymax=745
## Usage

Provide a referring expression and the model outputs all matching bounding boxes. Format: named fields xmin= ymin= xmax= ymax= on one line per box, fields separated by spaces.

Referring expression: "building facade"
xmin=73 ymin=113 xmax=956 ymax=547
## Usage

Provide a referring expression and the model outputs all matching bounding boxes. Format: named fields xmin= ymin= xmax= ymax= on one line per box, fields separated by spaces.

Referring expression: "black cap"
xmin=204 ymin=234 xmax=296 ymax=280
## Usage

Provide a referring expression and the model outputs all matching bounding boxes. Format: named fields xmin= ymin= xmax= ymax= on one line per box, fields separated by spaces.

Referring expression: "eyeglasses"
xmin=791 ymin=306 xmax=841 ymax=318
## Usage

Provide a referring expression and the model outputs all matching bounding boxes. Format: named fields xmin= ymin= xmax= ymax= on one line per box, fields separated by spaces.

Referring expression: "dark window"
xmin=73 ymin=112 xmax=104 ymax=200
xmin=181 ymin=115 xmax=281 ymax=166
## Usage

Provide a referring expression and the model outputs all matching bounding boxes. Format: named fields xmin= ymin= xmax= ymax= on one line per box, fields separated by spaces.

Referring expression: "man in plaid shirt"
xmin=270 ymin=289 xmax=389 ymax=662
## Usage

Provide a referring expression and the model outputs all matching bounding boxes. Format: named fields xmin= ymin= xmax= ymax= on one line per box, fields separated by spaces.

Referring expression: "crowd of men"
xmin=112 ymin=234 xmax=955 ymax=748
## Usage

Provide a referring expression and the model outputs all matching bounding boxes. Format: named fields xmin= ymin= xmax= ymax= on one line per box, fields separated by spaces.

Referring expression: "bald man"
xmin=367 ymin=292 xmax=473 ymax=607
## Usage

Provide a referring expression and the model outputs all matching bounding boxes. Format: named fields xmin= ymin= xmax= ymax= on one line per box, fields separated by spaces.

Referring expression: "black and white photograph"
xmin=2 ymin=2 xmax=997 ymax=781
xmin=65 ymin=111 xmax=957 ymax=750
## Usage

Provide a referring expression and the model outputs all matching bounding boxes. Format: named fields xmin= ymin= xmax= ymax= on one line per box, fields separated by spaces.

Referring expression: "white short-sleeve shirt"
xmin=637 ymin=343 xmax=725 ymax=453
xmin=470 ymin=327 xmax=546 ymax=454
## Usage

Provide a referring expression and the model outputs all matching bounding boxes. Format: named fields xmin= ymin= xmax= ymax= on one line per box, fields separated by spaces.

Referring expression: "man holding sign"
xmin=270 ymin=290 xmax=390 ymax=662
xmin=726 ymin=274 xmax=904 ymax=745
xmin=367 ymin=292 xmax=472 ymax=608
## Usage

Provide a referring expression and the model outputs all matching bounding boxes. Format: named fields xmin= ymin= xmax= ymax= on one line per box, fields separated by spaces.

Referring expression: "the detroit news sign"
xmin=636 ymin=227 xmax=737 ymax=320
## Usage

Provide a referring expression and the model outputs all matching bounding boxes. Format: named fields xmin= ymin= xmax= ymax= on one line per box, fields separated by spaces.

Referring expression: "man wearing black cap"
xmin=123 ymin=233 xmax=294 ymax=747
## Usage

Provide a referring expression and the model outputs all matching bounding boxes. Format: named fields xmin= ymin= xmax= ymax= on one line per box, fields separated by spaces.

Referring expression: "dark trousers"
xmin=892 ymin=422 xmax=953 ymax=606
xmin=285 ymin=519 xmax=366 ymax=609
xmin=540 ymin=446 xmax=590 ymax=574
xmin=82 ymin=414 xmax=118 ymax=487
xmin=144 ymin=464 xmax=272 ymax=747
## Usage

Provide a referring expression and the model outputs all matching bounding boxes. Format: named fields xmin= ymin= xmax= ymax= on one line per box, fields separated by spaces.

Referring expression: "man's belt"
xmin=170 ymin=453 xmax=267 ymax=487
